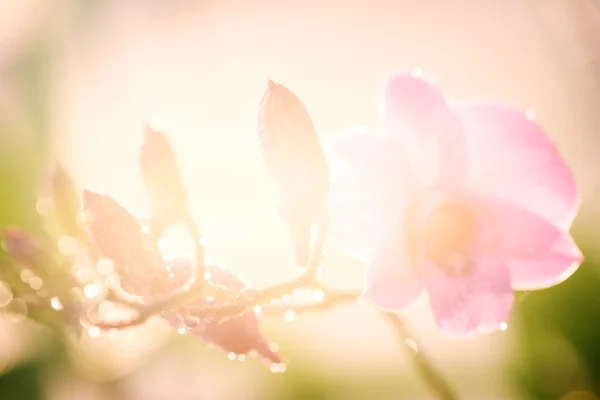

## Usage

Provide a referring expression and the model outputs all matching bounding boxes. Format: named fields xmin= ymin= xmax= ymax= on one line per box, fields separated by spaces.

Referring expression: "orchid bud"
xmin=39 ymin=162 xmax=81 ymax=237
xmin=164 ymin=261 xmax=281 ymax=364
xmin=82 ymin=190 xmax=169 ymax=298
xmin=257 ymin=81 xmax=330 ymax=266
xmin=140 ymin=126 xmax=189 ymax=233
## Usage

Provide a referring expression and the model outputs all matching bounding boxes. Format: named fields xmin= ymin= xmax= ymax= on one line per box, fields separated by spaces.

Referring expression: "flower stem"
xmin=382 ymin=312 xmax=459 ymax=400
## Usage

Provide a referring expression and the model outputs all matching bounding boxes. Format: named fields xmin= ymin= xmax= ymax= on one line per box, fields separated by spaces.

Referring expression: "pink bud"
xmin=257 ymin=81 xmax=329 ymax=266
xmin=140 ymin=126 xmax=189 ymax=231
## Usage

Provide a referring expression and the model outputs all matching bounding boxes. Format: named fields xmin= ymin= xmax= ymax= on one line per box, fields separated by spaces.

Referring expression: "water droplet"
xmin=237 ymin=354 xmax=246 ymax=362
xmin=29 ymin=277 xmax=43 ymax=291
xmin=3 ymin=298 xmax=27 ymax=323
xmin=158 ymin=237 xmax=169 ymax=249
xmin=500 ymin=322 xmax=508 ymax=331
xmin=269 ymin=343 xmax=279 ymax=352
xmin=58 ymin=236 xmax=78 ymax=256
xmin=96 ymin=259 xmax=114 ymax=275
xmin=199 ymin=236 xmax=208 ymax=247
xmin=36 ymin=197 xmax=55 ymax=216
xmin=84 ymin=284 xmax=101 ymax=298
xmin=177 ymin=327 xmax=186 ymax=335
xmin=183 ymin=318 xmax=200 ymax=328
xmin=149 ymin=117 xmax=164 ymax=132
xmin=411 ymin=67 xmax=423 ymax=78
xmin=227 ymin=352 xmax=236 ymax=360
xmin=50 ymin=297 xmax=63 ymax=310
xmin=292 ymin=289 xmax=302 ymax=296
xmin=269 ymin=363 xmax=281 ymax=373
xmin=405 ymin=338 xmax=419 ymax=353
xmin=205 ymin=297 xmax=214 ymax=302
xmin=203 ymin=272 xmax=212 ymax=280
xmin=525 ymin=109 xmax=536 ymax=120
xmin=20 ymin=269 xmax=35 ymax=284
xmin=312 ymin=289 xmax=325 ymax=302
xmin=284 ymin=310 xmax=296 ymax=322
xmin=0 ymin=281 xmax=13 ymax=307
xmin=88 ymin=326 xmax=100 ymax=338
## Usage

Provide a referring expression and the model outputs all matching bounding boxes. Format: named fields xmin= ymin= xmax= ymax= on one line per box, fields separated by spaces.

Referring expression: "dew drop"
xmin=411 ymin=67 xmax=423 ymax=78
xmin=36 ymin=197 xmax=54 ymax=216
xmin=177 ymin=327 xmax=186 ymax=335
xmin=269 ymin=363 xmax=280 ymax=373
xmin=199 ymin=236 xmax=208 ymax=247
xmin=205 ymin=297 xmax=214 ymax=302
xmin=292 ymin=289 xmax=302 ymax=297
xmin=284 ymin=310 xmax=296 ymax=322
xmin=312 ymin=289 xmax=325 ymax=302
xmin=525 ymin=109 xmax=536 ymax=120
xmin=29 ymin=277 xmax=43 ymax=291
xmin=149 ymin=117 xmax=164 ymax=132
xmin=405 ymin=338 xmax=419 ymax=353
xmin=88 ymin=326 xmax=100 ymax=338
xmin=58 ymin=236 xmax=78 ymax=256
xmin=3 ymin=298 xmax=27 ymax=323
xmin=237 ymin=354 xmax=246 ymax=362
xmin=253 ymin=305 xmax=262 ymax=313
xmin=269 ymin=343 xmax=279 ymax=352
xmin=183 ymin=318 xmax=200 ymax=329
xmin=0 ymin=281 xmax=13 ymax=307
xmin=20 ymin=269 xmax=35 ymax=284
xmin=227 ymin=352 xmax=236 ymax=360
xmin=500 ymin=322 xmax=508 ymax=331
xmin=50 ymin=297 xmax=63 ymax=310
xmin=84 ymin=284 xmax=101 ymax=298
xmin=203 ymin=272 xmax=212 ymax=280
xmin=96 ymin=259 xmax=114 ymax=275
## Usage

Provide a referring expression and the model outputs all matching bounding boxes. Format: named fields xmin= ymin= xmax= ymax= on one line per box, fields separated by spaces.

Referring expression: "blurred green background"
xmin=2 ymin=0 xmax=600 ymax=399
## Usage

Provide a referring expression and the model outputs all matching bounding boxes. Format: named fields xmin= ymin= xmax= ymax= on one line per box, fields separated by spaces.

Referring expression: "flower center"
xmin=422 ymin=200 xmax=477 ymax=275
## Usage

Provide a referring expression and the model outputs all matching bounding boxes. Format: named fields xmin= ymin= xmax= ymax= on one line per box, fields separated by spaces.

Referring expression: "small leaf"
xmin=82 ymin=190 xmax=168 ymax=298
xmin=140 ymin=126 xmax=189 ymax=233
xmin=2 ymin=227 xmax=76 ymax=297
xmin=257 ymin=81 xmax=330 ymax=266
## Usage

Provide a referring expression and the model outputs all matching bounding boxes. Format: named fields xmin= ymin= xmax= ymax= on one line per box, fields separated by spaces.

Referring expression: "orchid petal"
xmin=383 ymin=72 xmax=465 ymax=190
xmin=324 ymin=132 xmax=415 ymax=262
xmin=424 ymin=257 xmax=513 ymax=337
xmin=363 ymin=231 xmax=423 ymax=311
xmin=456 ymin=102 xmax=579 ymax=230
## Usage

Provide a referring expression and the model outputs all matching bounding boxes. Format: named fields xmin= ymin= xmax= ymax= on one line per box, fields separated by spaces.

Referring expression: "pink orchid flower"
xmin=324 ymin=70 xmax=582 ymax=337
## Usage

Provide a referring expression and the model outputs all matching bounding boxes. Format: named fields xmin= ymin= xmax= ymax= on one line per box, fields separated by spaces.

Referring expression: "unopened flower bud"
xmin=140 ymin=126 xmax=189 ymax=233
xmin=257 ymin=81 xmax=330 ymax=266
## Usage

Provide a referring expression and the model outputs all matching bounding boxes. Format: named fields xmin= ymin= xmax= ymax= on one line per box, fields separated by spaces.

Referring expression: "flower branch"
xmin=383 ymin=312 xmax=458 ymax=400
